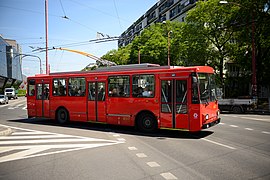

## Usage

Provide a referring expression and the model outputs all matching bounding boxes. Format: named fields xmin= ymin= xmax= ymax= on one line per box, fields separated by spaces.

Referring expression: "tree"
xmin=101 ymin=45 xmax=131 ymax=65
xmin=129 ymin=23 xmax=168 ymax=65
xmin=185 ymin=0 xmax=239 ymax=83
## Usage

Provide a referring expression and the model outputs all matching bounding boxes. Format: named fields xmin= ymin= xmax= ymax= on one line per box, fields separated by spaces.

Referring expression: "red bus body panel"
xmin=27 ymin=65 xmax=220 ymax=131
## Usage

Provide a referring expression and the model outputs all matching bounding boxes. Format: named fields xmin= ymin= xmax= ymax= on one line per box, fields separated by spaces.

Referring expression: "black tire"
xmin=232 ymin=106 xmax=243 ymax=114
xmin=57 ymin=108 xmax=69 ymax=124
xmin=137 ymin=113 xmax=157 ymax=132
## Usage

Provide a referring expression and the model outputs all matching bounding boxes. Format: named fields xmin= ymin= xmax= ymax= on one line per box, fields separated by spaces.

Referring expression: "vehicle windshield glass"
xmin=5 ymin=89 xmax=13 ymax=92
xmin=198 ymin=73 xmax=217 ymax=103
xmin=0 ymin=95 xmax=4 ymax=98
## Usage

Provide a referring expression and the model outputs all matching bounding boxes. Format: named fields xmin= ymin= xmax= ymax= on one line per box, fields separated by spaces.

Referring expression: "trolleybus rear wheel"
xmin=57 ymin=108 xmax=69 ymax=124
xmin=137 ymin=113 xmax=157 ymax=132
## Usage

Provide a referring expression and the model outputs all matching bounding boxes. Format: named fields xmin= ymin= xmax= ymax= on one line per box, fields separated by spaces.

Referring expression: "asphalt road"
xmin=0 ymin=97 xmax=269 ymax=180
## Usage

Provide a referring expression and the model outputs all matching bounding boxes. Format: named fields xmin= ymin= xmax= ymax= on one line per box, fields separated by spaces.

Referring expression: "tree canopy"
xmin=101 ymin=0 xmax=270 ymax=97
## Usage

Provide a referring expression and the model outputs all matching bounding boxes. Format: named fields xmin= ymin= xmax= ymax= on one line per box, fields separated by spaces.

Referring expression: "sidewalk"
xmin=0 ymin=126 xmax=13 ymax=136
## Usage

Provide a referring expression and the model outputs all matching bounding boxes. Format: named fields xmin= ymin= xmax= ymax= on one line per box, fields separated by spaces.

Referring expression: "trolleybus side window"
xmin=53 ymin=78 xmax=67 ymax=96
xmin=176 ymin=80 xmax=187 ymax=114
xmin=108 ymin=76 xmax=130 ymax=97
xmin=68 ymin=77 xmax=86 ymax=96
xmin=28 ymin=79 xmax=35 ymax=96
xmin=209 ymin=74 xmax=217 ymax=101
xmin=132 ymin=74 xmax=155 ymax=98
xmin=191 ymin=74 xmax=200 ymax=104
xmin=88 ymin=82 xmax=106 ymax=101
xmin=36 ymin=84 xmax=42 ymax=100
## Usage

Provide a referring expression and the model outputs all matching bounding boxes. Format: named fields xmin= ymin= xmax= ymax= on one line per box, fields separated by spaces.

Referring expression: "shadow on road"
xmin=8 ymin=118 xmax=214 ymax=139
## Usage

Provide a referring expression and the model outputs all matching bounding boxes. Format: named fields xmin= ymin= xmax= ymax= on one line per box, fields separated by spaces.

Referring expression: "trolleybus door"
xmin=160 ymin=79 xmax=189 ymax=129
xmin=88 ymin=81 xmax=106 ymax=122
xmin=36 ymin=81 xmax=50 ymax=118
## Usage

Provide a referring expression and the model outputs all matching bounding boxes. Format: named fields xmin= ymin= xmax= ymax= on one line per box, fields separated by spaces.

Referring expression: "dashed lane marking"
xmin=160 ymin=172 xmax=178 ymax=180
xmin=147 ymin=161 xmax=160 ymax=167
xmin=262 ymin=131 xmax=270 ymax=134
xmin=117 ymin=138 xmax=126 ymax=142
xmin=229 ymin=125 xmax=238 ymax=128
xmin=128 ymin=146 xmax=138 ymax=151
xmin=136 ymin=153 xmax=147 ymax=158
xmin=244 ymin=128 xmax=253 ymax=131
xmin=0 ymin=124 xmax=124 ymax=163
xmin=202 ymin=138 xmax=236 ymax=150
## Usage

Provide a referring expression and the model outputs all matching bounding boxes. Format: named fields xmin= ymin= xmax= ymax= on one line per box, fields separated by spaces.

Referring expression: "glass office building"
xmin=0 ymin=35 xmax=23 ymax=92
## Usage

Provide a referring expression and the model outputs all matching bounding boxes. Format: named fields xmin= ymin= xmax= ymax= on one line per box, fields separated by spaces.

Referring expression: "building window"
xmin=53 ymin=78 xmax=67 ymax=96
xmin=68 ymin=77 xmax=86 ymax=96
xmin=132 ymin=75 xmax=155 ymax=98
xmin=108 ymin=76 xmax=130 ymax=97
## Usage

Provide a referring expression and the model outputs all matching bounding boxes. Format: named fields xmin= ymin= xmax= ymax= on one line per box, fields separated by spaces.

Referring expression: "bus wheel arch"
xmin=135 ymin=110 xmax=157 ymax=132
xmin=56 ymin=107 xmax=69 ymax=124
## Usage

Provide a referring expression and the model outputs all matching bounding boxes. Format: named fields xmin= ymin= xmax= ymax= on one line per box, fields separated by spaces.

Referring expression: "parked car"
xmin=0 ymin=94 xmax=9 ymax=104
xmin=4 ymin=88 xmax=18 ymax=100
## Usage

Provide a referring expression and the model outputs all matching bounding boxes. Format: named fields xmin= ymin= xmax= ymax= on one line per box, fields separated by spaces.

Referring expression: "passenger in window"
xmin=30 ymin=88 xmax=35 ymax=96
xmin=134 ymin=87 xmax=143 ymax=97
xmin=111 ymin=88 xmax=118 ymax=97
xmin=142 ymin=86 xmax=151 ymax=97
xmin=98 ymin=88 xmax=105 ymax=100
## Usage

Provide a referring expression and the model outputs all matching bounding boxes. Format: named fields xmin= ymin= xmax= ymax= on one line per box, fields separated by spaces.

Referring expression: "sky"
xmin=0 ymin=0 xmax=157 ymax=76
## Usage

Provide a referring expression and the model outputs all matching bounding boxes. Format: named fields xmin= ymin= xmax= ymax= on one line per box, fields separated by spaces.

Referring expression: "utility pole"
xmin=45 ymin=0 xmax=49 ymax=74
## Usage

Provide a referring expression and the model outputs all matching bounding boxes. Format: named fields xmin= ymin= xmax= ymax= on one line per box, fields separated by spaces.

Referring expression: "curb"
xmin=0 ymin=128 xmax=13 ymax=136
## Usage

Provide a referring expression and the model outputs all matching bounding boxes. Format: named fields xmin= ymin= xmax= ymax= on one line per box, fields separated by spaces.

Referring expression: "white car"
xmin=0 ymin=94 xmax=9 ymax=104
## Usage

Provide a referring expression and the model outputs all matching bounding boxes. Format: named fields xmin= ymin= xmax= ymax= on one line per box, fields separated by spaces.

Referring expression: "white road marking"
xmin=12 ymin=131 xmax=53 ymax=135
xmin=0 ymin=143 xmax=119 ymax=163
xmin=0 ymin=124 xmax=124 ymax=163
xmin=219 ymin=122 xmax=225 ymax=125
xmin=0 ymin=134 xmax=73 ymax=140
xmin=244 ymin=128 xmax=253 ymax=131
xmin=262 ymin=131 xmax=270 ymax=134
xmin=160 ymin=172 xmax=178 ymax=180
xmin=113 ymin=134 xmax=120 ymax=137
xmin=22 ymin=106 xmax=27 ymax=110
xmin=239 ymin=117 xmax=270 ymax=122
xmin=128 ymin=146 xmax=137 ymax=151
xmin=136 ymin=153 xmax=147 ymax=158
xmin=229 ymin=125 xmax=238 ymax=128
xmin=117 ymin=138 xmax=126 ymax=142
xmin=0 ymin=137 xmax=114 ymax=145
xmin=147 ymin=161 xmax=160 ymax=167
xmin=202 ymin=138 xmax=236 ymax=150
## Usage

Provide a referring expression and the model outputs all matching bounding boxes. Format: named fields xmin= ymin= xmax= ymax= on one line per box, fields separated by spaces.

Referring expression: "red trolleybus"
xmin=27 ymin=64 xmax=220 ymax=132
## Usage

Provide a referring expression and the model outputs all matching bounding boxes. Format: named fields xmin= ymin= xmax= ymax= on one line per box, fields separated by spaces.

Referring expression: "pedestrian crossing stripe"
xmin=0 ymin=124 xmax=124 ymax=163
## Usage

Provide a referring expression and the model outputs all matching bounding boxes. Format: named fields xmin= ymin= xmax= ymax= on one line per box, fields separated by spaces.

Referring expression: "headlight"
xmin=217 ymin=110 xmax=220 ymax=118
xmin=205 ymin=114 xmax=209 ymax=120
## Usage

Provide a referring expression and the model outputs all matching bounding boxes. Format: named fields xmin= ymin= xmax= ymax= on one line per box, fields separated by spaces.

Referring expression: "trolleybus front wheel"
xmin=137 ymin=113 xmax=157 ymax=133
xmin=56 ymin=108 xmax=69 ymax=124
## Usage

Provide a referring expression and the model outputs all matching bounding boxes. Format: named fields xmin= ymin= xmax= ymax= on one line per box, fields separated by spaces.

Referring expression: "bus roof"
xmin=29 ymin=63 xmax=214 ymax=78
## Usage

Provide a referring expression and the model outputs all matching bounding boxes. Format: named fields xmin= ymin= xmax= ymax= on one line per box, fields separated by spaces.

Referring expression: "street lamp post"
xmin=219 ymin=0 xmax=257 ymax=97
xmin=167 ymin=30 xmax=173 ymax=66
xmin=163 ymin=21 xmax=172 ymax=66
xmin=14 ymin=54 xmax=42 ymax=74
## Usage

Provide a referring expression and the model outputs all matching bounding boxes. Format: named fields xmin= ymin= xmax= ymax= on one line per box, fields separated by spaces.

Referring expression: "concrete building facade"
xmin=118 ymin=0 xmax=198 ymax=47
xmin=0 ymin=35 xmax=23 ymax=92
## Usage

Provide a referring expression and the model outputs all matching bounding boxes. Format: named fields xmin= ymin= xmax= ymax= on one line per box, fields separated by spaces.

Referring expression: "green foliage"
xmin=101 ymin=45 xmax=131 ymax=65
xmin=101 ymin=0 xmax=270 ymax=96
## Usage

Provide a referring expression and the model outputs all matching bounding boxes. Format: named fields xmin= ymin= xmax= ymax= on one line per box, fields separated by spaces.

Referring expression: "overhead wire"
xmin=113 ymin=0 xmax=123 ymax=31
xmin=67 ymin=0 xmax=130 ymax=23
xmin=59 ymin=0 xmax=67 ymax=17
